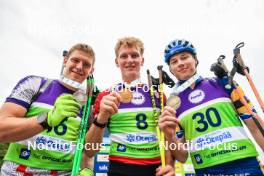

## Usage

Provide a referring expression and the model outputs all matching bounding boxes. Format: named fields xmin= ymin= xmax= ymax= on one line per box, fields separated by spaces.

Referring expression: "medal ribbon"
xmin=172 ymin=73 xmax=201 ymax=95
xmin=60 ymin=76 xmax=85 ymax=91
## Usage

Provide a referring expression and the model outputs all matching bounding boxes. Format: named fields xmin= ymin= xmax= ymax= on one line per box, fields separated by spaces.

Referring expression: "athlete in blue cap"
xmin=158 ymin=39 xmax=264 ymax=175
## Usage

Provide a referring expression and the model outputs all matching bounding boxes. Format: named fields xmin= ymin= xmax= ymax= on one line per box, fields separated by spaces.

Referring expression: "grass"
xmin=0 ymin=143 xmax=9 ymax=166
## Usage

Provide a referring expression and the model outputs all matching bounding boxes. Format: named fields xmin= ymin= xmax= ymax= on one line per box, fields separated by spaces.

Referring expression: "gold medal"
xmin=167 ymin=94 xmax=182 ymax=136
xmin=119 ymin=89 xmax=133 ymax=103
xmin=167 ymin=94 xmax=181 ymax=110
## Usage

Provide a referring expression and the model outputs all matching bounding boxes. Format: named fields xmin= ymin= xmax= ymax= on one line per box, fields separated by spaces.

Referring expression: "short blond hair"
xmin=114 ymin=37 xmax=144 ymax=57
xmin=66 ymin=43 xmax=95 ymax=65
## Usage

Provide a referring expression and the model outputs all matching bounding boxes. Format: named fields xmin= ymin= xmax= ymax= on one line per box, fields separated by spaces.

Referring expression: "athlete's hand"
xmin=210 ymin=62 xmax=228 ymax=78
xmin=158 ymin=106 xmax=179 ymax=140
xmin=156 ymin=165 xmax=175 ymax=176
xmin=47 ymin=94 xmax=81 ymax=126
xmin=97 ymin=92 xmax=121 ymax=124
xmin=233 ymin=56 xmax=249 ymax=76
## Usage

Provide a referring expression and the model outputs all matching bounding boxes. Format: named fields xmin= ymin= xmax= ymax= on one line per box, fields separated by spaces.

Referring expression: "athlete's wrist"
xmin=36 ymin=112 xmax=50 ymax=129
xmin=97 ymin=113 xmax=109 ymax=124
xmin=164 ymin=134 xmax=175 ymax=142
xmin=93 ymin=117 xmax=107 ymax=128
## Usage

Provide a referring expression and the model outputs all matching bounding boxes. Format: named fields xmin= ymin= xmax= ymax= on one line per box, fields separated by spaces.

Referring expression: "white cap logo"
xmin=131 ymin=92 xmax=145 ymax=105
xmin=188 ymin=89 xmax=205 ymax=104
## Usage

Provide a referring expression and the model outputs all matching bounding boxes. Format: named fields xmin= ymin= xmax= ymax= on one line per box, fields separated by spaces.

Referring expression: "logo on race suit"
xmin=126 ymin=134 xmax=157 ymax=143
xmin=35 ymin=136 xmax=70 ymax=152
xmin=97 ymin=154 xmax=109 ymax=162
xmin=94 ymin=162 xmax=109 ymax=173
xmin=117 ymin=144 xmax=126 ymax=152
xmin=19 ymin=148 xmax=31 ymax=160
xmin=188 ymin=89 xmax=205 ymax=104
xmin=194 ymin=154 xmax=203 ymax=164
xmin=131 ymin=92 xmax=145 ymax=105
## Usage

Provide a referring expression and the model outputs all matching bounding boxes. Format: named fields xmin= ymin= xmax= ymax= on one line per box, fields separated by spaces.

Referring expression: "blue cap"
xmin=164 ymin=39 xmax=196 ymax=63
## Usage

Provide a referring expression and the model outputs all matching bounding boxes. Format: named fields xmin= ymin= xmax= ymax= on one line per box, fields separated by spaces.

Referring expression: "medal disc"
xmin=167 ymin=94 xmax=181 ymax=110
xmin=119 ymin=89 xmax=133 ymax=103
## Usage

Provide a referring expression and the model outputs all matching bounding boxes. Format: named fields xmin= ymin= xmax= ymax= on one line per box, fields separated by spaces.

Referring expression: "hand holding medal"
xmin=166 ymin=93 xmax=182 ymax=133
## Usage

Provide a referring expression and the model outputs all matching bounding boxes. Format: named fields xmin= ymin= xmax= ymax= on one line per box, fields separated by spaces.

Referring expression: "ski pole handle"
xmin=234 ymin=42 xmax=264 ymax=113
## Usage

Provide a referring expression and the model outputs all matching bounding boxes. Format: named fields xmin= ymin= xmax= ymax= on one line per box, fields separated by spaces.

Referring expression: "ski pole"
xmin=232 ymin=81 xmax=264 ymax=136
xmin=215 ymin=55 xmax=232 ymax=89
xmin=157 ymin=65 xmax=166 ymax=168
xmin=71 ymin=75 xmax=94 ymax=176
xmin=216 ymin=57 xmax=264 ymax=136
xmin=60 ymin=50 xmax=68 ymax=75
xmin=233 ymin=42 xmax=264 ymax=113
xmin=147 ymin=69 xmax=165 ymax=169
xmin=147 ymin=70 xmax=158 ymax=118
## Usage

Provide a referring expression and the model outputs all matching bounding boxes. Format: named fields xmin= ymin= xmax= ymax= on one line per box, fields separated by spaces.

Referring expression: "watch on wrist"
xmin=93 ymin=117 xmax=107 ymax=128
xmin=37 ymin=112 xmax=50 ymax=129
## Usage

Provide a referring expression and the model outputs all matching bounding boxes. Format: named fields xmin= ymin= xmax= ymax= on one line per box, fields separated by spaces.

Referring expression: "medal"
xmin=118 ymin=79 xmax=141 ymax=103
xmin=119 ymin=89 xmax=133 ymax=103
xmin=167 ymin=94 xmax=182 ymax=137
xmin=167 ymin=94 xmax=181 ymax=110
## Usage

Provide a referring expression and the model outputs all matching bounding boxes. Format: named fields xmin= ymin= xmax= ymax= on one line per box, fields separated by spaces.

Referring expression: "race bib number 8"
xmin=136 ymin=113 xmax=148 ymax=130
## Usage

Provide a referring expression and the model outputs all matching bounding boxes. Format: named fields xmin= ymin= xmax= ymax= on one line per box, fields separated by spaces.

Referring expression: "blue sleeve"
xmin=216 ymin=76 xmax=234 ymax=96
